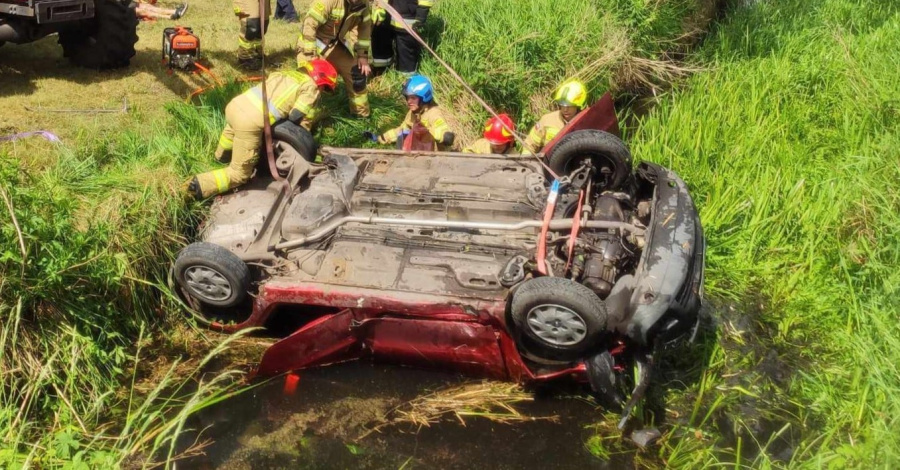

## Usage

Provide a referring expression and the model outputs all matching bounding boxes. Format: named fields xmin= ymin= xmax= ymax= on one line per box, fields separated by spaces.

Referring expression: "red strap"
xmin=258 ymin=0 xmax=282 ymax=184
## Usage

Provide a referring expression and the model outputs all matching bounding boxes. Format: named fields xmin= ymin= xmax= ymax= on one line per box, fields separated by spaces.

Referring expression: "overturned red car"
xmin=172 ymin=99 xmax=705 ymax=423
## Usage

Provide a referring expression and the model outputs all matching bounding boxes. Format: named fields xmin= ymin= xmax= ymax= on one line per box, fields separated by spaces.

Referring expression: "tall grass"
xmin=312 ymin=0 xmax=717 ymax=147
xmin=416 ymin=0 xmax=715 ymax=143
xmin=623 ymin=0 xmax=900 ymax=466
xmin=0 ymin=88 xmax=246 ymax=467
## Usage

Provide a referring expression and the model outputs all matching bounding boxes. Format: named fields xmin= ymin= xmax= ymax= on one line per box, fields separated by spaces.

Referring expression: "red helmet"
xmin=483 ymin=113 xmax=516 ymax=145
xmin=305 ymin=59 xmax=338 ymax=92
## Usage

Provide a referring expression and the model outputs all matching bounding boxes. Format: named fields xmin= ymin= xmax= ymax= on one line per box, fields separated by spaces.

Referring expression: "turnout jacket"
xmin=373 ymin=0 xmax=433 ymax=28
xmin=463 ymin=138 xmax=515 ymax=155
xmin=300 ymin=0 xmax=372 ymax=60
xmin=240 ymin=71 xmax=322 ymax=124
xmin=379 ymin=103 xmax=453 ymax=150
xmin=523 ymin=110 xmax=568 ymax=154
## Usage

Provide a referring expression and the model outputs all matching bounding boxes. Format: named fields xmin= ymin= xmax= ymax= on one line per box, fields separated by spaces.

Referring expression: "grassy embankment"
xmin=614 ymin=0 xmax=899 ymax=467
xmin=0 ymin=0 xmax=711 ymax=467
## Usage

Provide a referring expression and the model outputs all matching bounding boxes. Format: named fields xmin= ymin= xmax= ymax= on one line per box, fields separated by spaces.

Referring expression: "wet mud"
xmin=180 ymin=362 xmax=614 ymax=469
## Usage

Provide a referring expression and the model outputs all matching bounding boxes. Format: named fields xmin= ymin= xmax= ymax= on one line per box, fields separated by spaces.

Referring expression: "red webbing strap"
xmin=258 ymin=0 xmax=282 ymax=183
xmin=375 ymin=0 xmax=558 ymax=180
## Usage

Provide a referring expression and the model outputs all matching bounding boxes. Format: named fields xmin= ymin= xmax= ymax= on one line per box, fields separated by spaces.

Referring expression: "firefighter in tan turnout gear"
xmin=523 ymin=80 xmax=588 ymax=154
xmin=185 ymin=60 xmax=339 ymax=200
xmin=364 ymin=74 xmax=455 ymax=151
xmin=463 ymin=114 xmax=517 ymax=154
xmin=233 ymin=0 xmax=271 ymax=69
xmin=297 ymin=0 xmax=372 ymax=117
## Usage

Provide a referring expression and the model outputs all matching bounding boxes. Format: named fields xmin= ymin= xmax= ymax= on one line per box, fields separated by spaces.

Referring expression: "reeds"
xmin=370 ymin=381 xmax=557 ymax=434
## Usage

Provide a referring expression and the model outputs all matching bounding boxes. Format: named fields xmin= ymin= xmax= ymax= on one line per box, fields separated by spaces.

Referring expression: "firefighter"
xmin=463 ymin=114 xmax=517 ymax=154
xmin=184 ymin=60 xmax=338 ymax=200
xmin=370 ymin=0 xmax=432 ymax=73
xmin=233 ymin=0 xmax=271 ymax=70
xmin=297 ymin=0 xmax=372 ymax=117
xmin=523 ymin=80 xmax=588 ymax=154
xmin=364 ymin=74 xmax=455 ymax=151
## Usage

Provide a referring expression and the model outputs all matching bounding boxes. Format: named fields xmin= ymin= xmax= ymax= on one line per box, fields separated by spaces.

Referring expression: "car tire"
xmin=174 ymin=242 xmax=250 ymax=308
xmin=510 ymin=277 xmax=608 ymax=361
xmin=272 ymin=120 xmax=317 ymax=162
xmin=58 ymin=0 xmax=139 ymax=69
xmin=545 ymin=130 xmax=631 ymax=190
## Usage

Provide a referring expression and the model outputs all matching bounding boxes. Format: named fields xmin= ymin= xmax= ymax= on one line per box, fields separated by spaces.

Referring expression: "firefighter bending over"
xmin=297 ymin=0 xmax=372 ymax=117
xmin=463 ymin=114 xmax=517 ymax=154
xmin=523 ymin=80 xmax=588 ymax=154
xmin=184 ymin=60 xmax=338 ymax=200
xmin=364 ymin=74 xmax=455 ymax=151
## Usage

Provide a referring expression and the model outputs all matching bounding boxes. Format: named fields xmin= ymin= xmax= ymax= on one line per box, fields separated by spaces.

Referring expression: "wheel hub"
xmin=184 ymin=266 xmax=233 ymax=302
xmin=526 ymin=304 xmax=587 ymax=346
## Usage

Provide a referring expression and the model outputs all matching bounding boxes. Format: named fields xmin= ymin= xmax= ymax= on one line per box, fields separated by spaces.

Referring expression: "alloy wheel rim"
xmin=526 ymin=304 xmax=587 ymax=346
xmin=185 ymin=266 xmax=233 ymax=302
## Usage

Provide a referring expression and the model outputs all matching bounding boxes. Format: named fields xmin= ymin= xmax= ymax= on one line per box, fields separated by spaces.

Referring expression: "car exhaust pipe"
xmin=274 ymin=216 xmax=644 ymax=251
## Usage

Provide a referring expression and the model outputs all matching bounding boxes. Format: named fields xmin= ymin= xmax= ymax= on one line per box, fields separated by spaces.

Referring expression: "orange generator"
xmin=162 ymin=27 xmax=200 ymax=71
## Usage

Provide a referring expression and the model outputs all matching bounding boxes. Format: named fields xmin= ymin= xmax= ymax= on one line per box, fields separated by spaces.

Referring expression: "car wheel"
xmin=174 ymin=242 xmax=250 ymax=308
xmin=272 ymin=120 xmax=317 ymax=162
xmin=545 ymin=130 xmax=631 ymax=190
xmin=510 ymin=277 xmax=608 ymax=361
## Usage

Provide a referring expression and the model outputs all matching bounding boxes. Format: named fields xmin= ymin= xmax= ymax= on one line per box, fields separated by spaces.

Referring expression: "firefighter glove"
xmin=289 ymin=108 xmax=306 ymax=124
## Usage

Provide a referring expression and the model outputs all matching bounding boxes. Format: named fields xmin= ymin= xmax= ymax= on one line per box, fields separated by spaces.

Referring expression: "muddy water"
xmin=183 ymin=361 xmax=615 ymax=469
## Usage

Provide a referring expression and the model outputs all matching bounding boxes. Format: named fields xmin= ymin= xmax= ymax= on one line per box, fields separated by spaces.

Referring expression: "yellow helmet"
xmin=553 ymin=80 xmax=588 ymax=109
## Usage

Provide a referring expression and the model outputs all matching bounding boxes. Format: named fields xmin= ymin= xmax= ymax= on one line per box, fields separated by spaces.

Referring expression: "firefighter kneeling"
xmin=365 ymin=74 xmax=455 ymax=151
xmin=184 ymin=59 xmax=338 ymax=200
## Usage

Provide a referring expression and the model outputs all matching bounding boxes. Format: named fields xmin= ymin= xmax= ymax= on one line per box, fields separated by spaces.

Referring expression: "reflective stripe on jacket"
xmin=381 ymin=103 xmax=450 ymax=148
xmin=301 ymin=0 xmax=371 ymax=58
xmin=523 ymin=110 xmax=567 ymax=154
xmin=242 ymin=71 xmax=321 ymax=124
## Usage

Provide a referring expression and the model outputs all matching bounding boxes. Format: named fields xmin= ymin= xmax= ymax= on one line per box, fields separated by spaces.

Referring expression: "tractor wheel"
xmin=58 ymin=0 xmax=138 ymax=69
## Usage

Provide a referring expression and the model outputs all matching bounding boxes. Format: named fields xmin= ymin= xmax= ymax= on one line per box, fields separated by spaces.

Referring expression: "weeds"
xmin=622 ymin=0 xmax=900 ymax=466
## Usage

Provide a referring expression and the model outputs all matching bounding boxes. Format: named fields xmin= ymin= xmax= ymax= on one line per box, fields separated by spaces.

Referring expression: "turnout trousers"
xmin=196 ymin=97 xmax=264 ymax=198
xmin=233 ymin=0 xmax=271 ymax=60
xmin=323 ymin=42 xmax=370 ymax=117
xmin=370 ymin=24 xmax=422 ymax=73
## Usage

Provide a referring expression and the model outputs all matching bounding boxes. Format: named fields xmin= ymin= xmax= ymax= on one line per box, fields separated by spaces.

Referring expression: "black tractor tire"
xmin=58 ymin=0 xmax=138 ymax=69
xmin=272 ymin=120 xmax=317 ymax=162
xmin=174 ymin=242 xmax=250 ymax=308
xmin=510 ymin=277 xmax=609 ymax=361
xmin=545 ymin=130 xmax=632 ymax=190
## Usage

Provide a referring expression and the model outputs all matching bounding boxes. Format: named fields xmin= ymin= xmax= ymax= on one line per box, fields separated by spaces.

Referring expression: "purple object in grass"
xmin=0 ymin=131 xmax=61 ymax=143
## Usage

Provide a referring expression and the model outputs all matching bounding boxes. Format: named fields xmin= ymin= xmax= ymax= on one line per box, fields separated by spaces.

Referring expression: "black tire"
xmin=272 ymin=120 xmax=317 ymax=162
xmin=174 ymin=242 xmax=250 ymax=308
xmin=545 ymin=130 xmax=631 ymax=190
xmin=58 ymin=0 xmax=138 ymax=69
xmin=510 ymin=277 xmax=608 ymax=361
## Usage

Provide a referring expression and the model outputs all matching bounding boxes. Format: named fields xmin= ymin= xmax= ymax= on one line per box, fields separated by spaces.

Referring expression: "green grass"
xmin=0 ymin=88 xmax=243 ymax=468
xmin=621 ymin=0 xmax=900 ymax=466
xmin=5 ymin=0 xmax=898 ymax=467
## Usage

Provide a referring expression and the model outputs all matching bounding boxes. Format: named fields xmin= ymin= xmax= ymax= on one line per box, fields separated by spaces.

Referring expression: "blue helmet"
xmin=402 ymin=74 xmax=434 ymax=103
